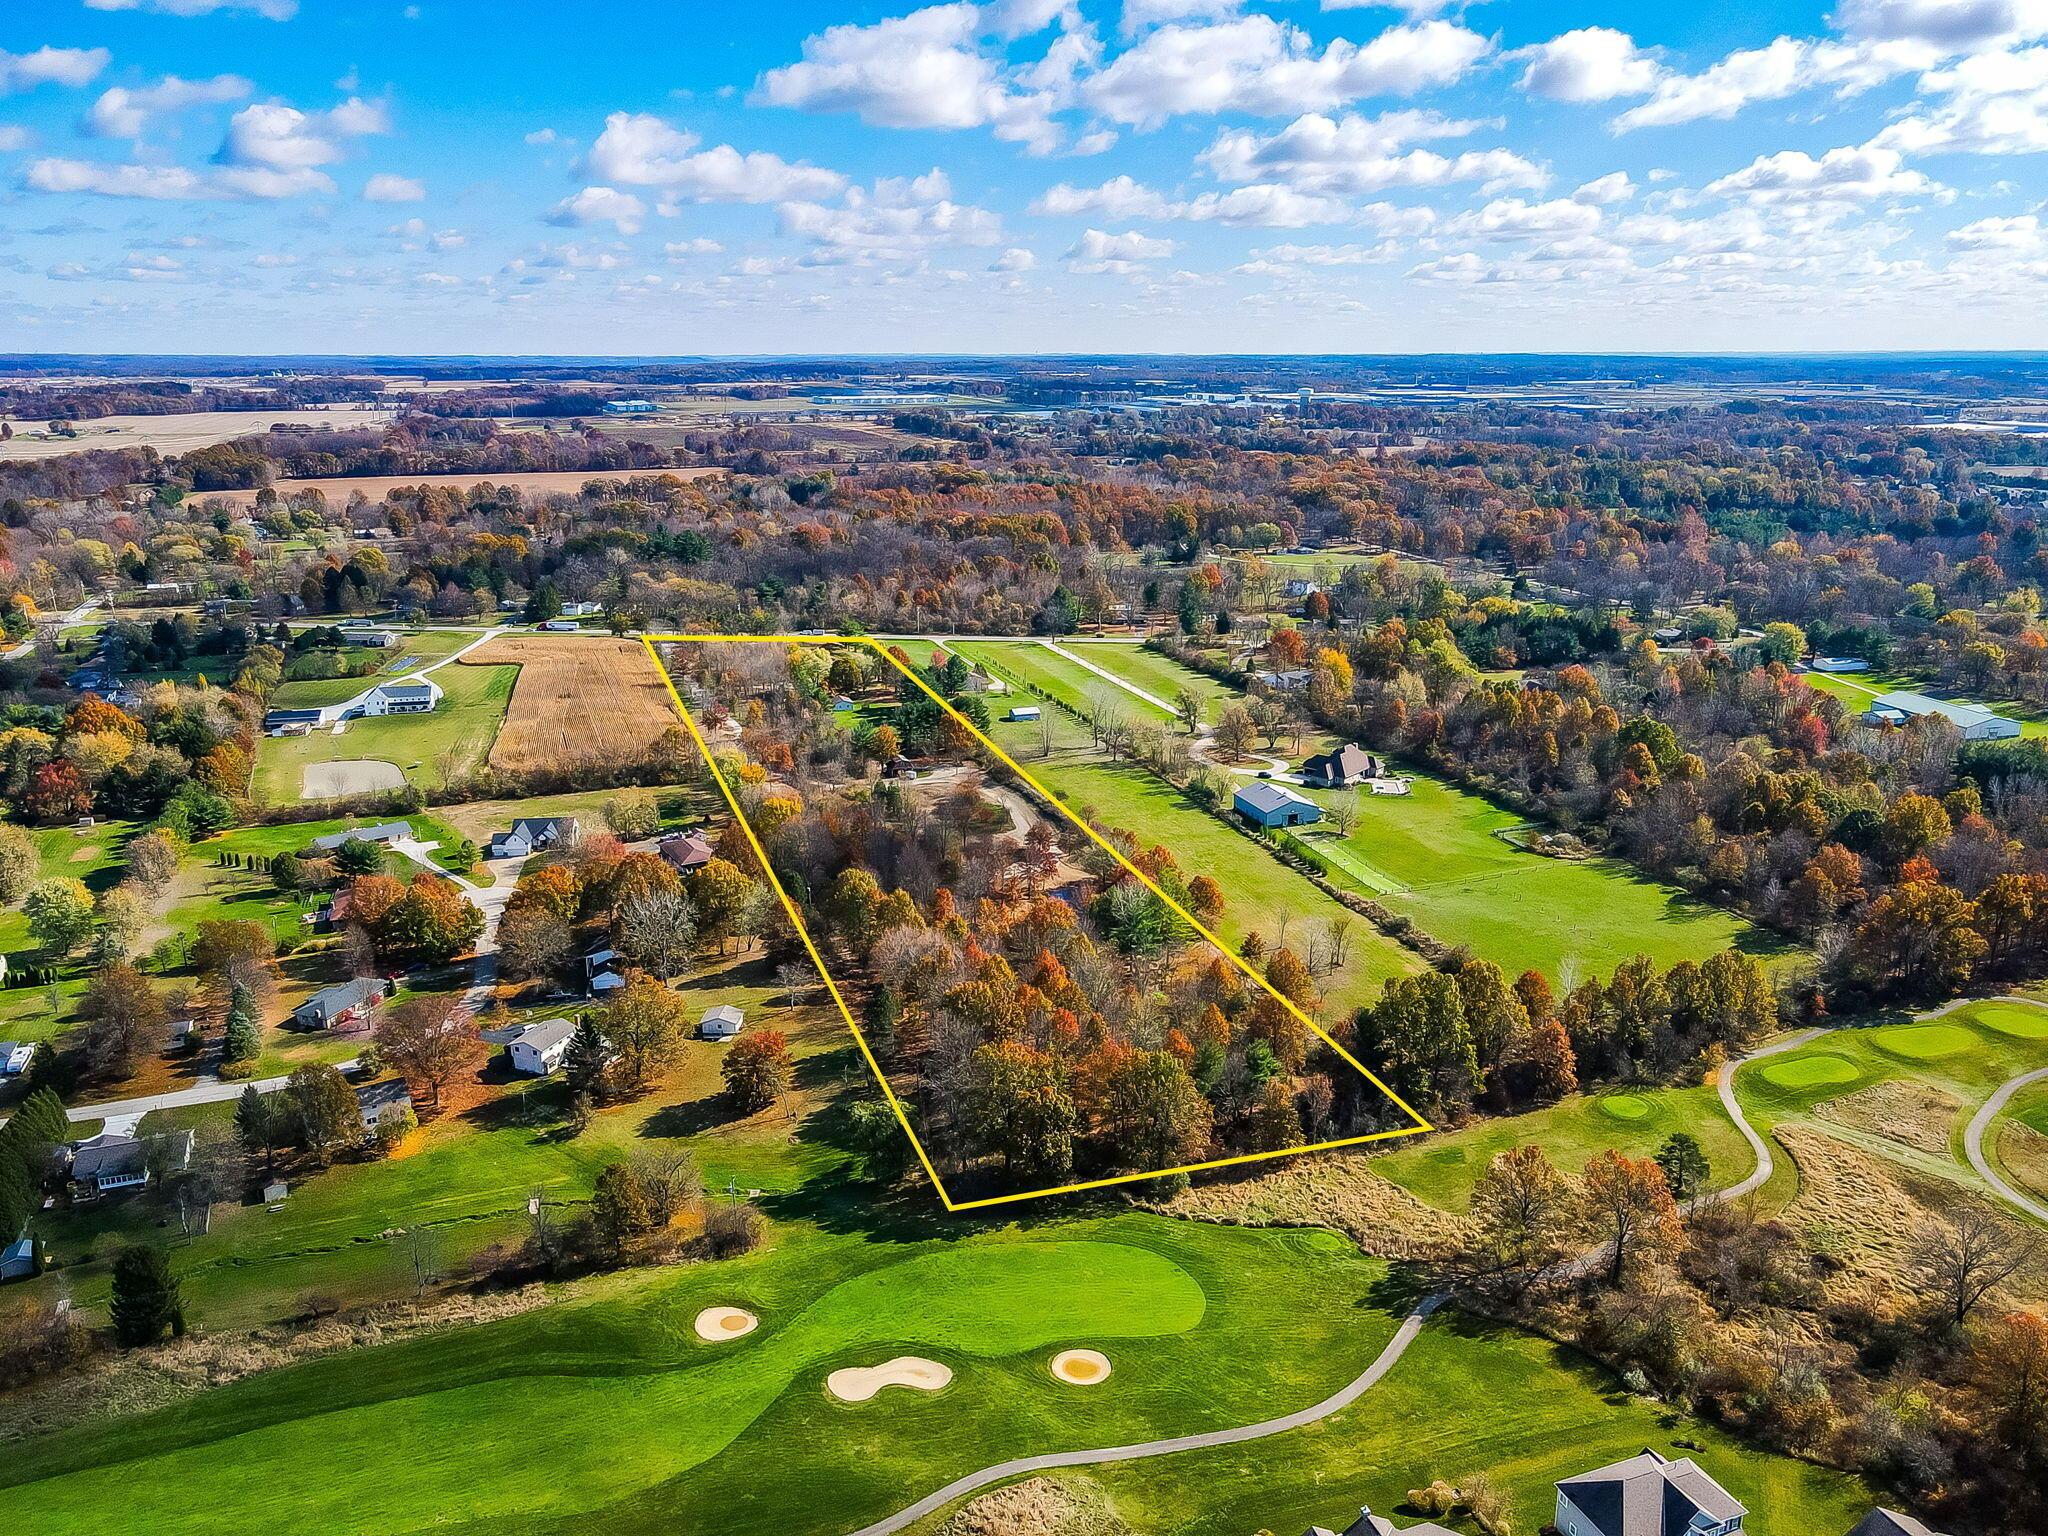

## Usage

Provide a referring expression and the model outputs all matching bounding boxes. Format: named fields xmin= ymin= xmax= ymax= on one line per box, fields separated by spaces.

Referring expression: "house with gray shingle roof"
xmin=1555 ymin=1450 xmax=1744 ymax=1536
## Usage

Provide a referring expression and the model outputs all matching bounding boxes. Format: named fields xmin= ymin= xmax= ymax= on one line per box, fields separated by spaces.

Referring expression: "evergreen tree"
xmin=1655 ymin=1131 xmax=1712 ymax=1204
xmin=222 ymin=979 xmax=260 ymax=1067
xmin=563 ymin=1017 xmax=611 ymax=1099
xmin=235 ymin=1084 xmax=279 ymax=1174
xmin=110 ymin=1243 xmax=184 ymax=1347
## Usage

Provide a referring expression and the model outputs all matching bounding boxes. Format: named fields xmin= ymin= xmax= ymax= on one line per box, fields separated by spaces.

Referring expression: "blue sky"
xmin=2 ymin=0 xmax=2046 ymax=353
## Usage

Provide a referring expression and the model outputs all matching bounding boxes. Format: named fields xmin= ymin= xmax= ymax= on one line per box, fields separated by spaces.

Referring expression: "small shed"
xmin=1007 ymin=705 xmax=1042 ymax=722
xmin=700 ymin=1004 xmax=746 ymax=1041
xmin=0 ymin=1238 xmax=36 ymax=1282
xmin=263 ymin=1180 xmax=289 ymax=1206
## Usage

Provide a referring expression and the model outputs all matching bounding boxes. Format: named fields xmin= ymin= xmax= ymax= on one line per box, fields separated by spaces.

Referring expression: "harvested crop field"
xmin=462 ymin=635 xmax=677 ymax=775
xmin=196 ymin=466 xmax=723 ymax=511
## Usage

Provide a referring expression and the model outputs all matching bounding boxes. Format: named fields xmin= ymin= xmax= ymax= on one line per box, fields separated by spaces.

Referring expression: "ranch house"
xmin=1234 ymin=781 xmax=1321 ymax=829
xmin=310 ymin=822 xmax=411 ymax=854
xmin=488 ymin=816 xmax=580 ymax=861
xmin=294 ymin=976 xmax=392 ymax=1031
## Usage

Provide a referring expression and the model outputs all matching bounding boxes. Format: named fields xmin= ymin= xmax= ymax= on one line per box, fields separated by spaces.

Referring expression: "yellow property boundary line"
xmin=641 ymin=633 xmax=1431 ymax=1211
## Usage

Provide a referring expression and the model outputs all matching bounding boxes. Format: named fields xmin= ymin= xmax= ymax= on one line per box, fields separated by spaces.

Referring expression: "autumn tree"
xmin=688 ymin=858 xmax=759 ymax=954
xmin=960 ymin=1042 xmax=1069 ymax=1179
xmin=373 ymin=995 xmax=482 ymax=1107
xmin=618 ymin=887 xmax=697 ymax=979
xmin=79 ymin=961 xmax=168 ymax=1080
xmin=1100 ymin=1049 xmax=1212 ymax=1171
xmin=286 ymin=1062 xmax=361 ymax=1164
xmin=1583 ymin=1149 xmax=1681 ymax=1286
xmin=1468 ymin=1145 xmax=1580 ymax=1289
xmin=600 ymin=977 xmax=689 ymax=1092
xmin=721 ymin=1029 xmax=793 ymax=1112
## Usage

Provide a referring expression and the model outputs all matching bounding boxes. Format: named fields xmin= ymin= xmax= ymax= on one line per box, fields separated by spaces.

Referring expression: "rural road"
xmin=843 ymin=1294 xmax=1446 ymax=1536
xmin=1965 ymin=1066 xmax=2048 ymax=1225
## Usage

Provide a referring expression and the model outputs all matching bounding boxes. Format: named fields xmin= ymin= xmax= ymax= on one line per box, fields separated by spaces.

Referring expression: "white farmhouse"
xmin=506 ymin=1018 xmax=576 ymax=1076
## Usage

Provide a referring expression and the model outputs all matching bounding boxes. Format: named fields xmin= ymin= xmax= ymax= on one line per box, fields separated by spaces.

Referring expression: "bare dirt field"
xmin=302 ymin=759 xmax=406 ymax=799
xmin=197 ymin=466 xmax=724 ymax=510
xmin=463 ymin=635 xmax=677 ymax=775
xmin=0 ymin=407 xmax=394 ymax=460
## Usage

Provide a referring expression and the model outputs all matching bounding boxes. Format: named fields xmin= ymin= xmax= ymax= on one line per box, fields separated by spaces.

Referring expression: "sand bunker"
xmin=692 ymin=1307 xmax=758 ymax=1342
xmin=1049 ymin=1349 xmax=1112 ymax=1385
xmin=826 ymin=1355 xmax=952 ymax=1403
xmin=302 ymin=759 xmax=405 ymax=799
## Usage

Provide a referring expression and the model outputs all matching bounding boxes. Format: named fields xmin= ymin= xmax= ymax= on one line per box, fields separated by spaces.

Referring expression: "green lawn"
xmin=20 ymin=952 xmax=832 ymax=1330
xmin=1372 ymin=1081 xmax=1748 ymax=1213
xmin=251 ymin=661 xmax=516 ymax=803
xmin=951 ymin=640 xmax=1172 ymax=722
xmin=1059 ymin=641 xmax=1238 ymax=715
xmin=1292 ymin=775 xmax=1787 ymax=985
xmin=998 ymin=748 xmax=1424 ymax=1017
xmin=0 ymin=1215 xmax=1394 ymax=1535
xmin=992 ymin=1316 xmax=1873 ymax=1536
xmin=0 ymin=821 xmax=139 ymax=1044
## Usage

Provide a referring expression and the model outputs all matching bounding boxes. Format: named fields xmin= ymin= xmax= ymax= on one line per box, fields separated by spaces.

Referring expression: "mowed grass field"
xmin=951 ymin=639 xmax=1172 ymax=722
xmin=1000 ymin=749 xmax=1424 ymax=1015
xmin=0 ymin=1213 xmax=1874 ymax=1536
xmin=1058 ymin=640 xmax=1239 ymax=714
xmin=1372 ymin=1080 xmax=1748 ymax=1213
xmin=1293 ymin=775 xmax=1784 ymax=985
xmin=466 ymin=634 xmax=678 ymax=775
xmin=267 ymin=630 xmax=480 ymax=710
xmin=250 ymin=660 xmax=516 ymax=801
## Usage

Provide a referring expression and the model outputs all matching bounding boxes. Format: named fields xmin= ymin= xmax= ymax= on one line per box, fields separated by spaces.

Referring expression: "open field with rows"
xmin=466 ymin=635 xmax=678 ymax=776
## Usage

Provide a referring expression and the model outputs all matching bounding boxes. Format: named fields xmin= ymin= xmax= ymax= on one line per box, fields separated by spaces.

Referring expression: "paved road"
xmin=4 ymin=596 xmax=102 ymax=661
xmin=843 ymin=1294 xmax=1446 ymax=1536
xmin=1965 ymin=1065 xmax=2048 ymax=1225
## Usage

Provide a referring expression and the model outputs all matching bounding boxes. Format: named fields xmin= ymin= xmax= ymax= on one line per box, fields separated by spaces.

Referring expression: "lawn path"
xmin=1966 ymin=1064 xmax=2048 ymax=1225
xmin=843 ymin=1294 xmax=1447 ymax=1536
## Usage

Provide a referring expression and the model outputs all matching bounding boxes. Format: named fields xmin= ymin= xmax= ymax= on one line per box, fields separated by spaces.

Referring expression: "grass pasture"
xmin=1293 ymin=773 xmax=1781 ymax=985
xmin=951 ymin=639 xmax=1173 ymax=722
xmin=251 ymin=659 xmax=516 ymax=802
xmin=466 ymin=634 xmax=678 ymax=776
xmin=1058 ymin=641 xmax=1238 ymax=715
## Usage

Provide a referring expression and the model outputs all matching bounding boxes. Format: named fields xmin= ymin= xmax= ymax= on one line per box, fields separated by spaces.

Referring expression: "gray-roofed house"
xmin=354 ymin=1077 xmax=415 ymax=1135
xmin=356 ymin=677 xmax=442 ymax=717
xmin=310 ymin=822 xmax=411 ymax=853
xmin=1555 ymin=1450 xmax=1745 ymax=1536
xmin=293 ymin=975 xmax=391 ymax=1031
xmin=506 ymin=1017 xmax=576 ymax=1076
xmin=67 ymin=1129 xmax=193 ymax=1200
xmin=1301 ymin=743 xmax=1380 ymax=787
xmin=488 ymin=816 xmax=581 ymax=861
xmin=1234 ymin=780 xmax=1322 ymax=829
xmin=1848 ymin=1513 xmax=1948 ymax=1536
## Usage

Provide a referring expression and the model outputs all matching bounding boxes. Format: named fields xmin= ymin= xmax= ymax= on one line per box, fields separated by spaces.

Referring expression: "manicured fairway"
xmin=996 ymin=1320 xmax=1874 ymax=1536
xmin=1372 ymin=1082 xmax=1747 ymax=1213
xmin=1293 ymin=774 xmax=1781 ymax=984
xmin=0 ymin=1217 xmax=1401 ymax=1536
xmin=251 ymin=660 xmax=516 ymax=801
xmin=1734 ymin=1001 xmax=2048 ymax=1208
xmin=1978 ymin=1002 xmax=2048 ymax=1039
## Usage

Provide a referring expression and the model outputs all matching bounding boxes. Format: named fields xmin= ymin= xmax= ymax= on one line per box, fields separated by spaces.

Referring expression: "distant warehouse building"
xmin=1862 ymin=690 xmax=2021 ymax=741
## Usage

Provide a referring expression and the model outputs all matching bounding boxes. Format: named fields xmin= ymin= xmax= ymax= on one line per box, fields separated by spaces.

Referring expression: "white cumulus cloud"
xmin=583 ymin=112 xmax=847 ymax=203
xmin=85 ymin=75 xmax=252 ymax=139
xmin=0 ymin=46 xmax=111 ymax=94
xmin=548 ymin=186 xmax=647 ymax=234
xmin=1515 ymin=28 xmax=1661 ymax=103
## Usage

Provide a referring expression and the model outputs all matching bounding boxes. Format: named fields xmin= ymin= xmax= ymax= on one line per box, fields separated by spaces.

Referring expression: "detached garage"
xmin=1233 ymin=781 xmax=1322 ymax=828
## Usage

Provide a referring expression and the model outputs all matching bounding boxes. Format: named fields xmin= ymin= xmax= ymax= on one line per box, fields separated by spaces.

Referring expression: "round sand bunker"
xmin=826 ymin=1356 xmax=952 ymax=1403
xmin=1049 ymin=1349 xmax=1112 ymax=1385
xmin=693 ymin=1307 xmax=758 ymax=1342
